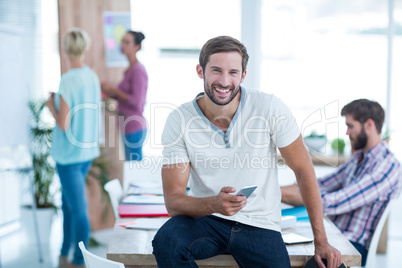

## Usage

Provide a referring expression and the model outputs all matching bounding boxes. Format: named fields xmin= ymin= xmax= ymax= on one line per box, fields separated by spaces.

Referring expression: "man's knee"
xmin=152 ymin=230 xmax=172 ymax=259
xmin=152 ymin=215 xmax=191 ymax=258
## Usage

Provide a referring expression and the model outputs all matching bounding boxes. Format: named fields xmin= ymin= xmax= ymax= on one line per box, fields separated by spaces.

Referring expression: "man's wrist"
xmin=207 ymin=196 xmax=218 ymax=215
xmin=314 ymin=237 xmax=329 ymax=247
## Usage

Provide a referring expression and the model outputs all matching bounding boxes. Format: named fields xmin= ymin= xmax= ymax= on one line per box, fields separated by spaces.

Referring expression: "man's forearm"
xmin=165 ymin=186 xmax=246 ymax=218
xmin=165 ymin=193 xmax=217 ymax=218
xmin=279 ymin=136 xmax=341 ymax=265
xmin=281 ymin=184 xmax=305 ymax=206
xmin=296 ymin=173 xmax=328 ymax=244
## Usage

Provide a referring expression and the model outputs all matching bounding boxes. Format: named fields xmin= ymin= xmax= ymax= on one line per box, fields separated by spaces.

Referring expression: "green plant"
xmin=87 ymin=157 xmax=112 ymax=221
xmin=382 ymin=128 xmax=390 ymax=141
xmin=331 ymin=138 xmax=346 ymax=154
xmin=19 ymin=100 xmax=57 ymax=209
xmin=306 ymin=130 xmax=326 ymax=139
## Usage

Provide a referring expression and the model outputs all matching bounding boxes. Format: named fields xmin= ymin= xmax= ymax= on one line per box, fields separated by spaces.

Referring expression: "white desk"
xmin=107 ymin=216 xmax=361 ymax=267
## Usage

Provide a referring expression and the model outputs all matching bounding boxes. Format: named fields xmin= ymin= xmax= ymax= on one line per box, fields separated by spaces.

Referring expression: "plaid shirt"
xmin=318 ymin=141 xmax=402 ymax=250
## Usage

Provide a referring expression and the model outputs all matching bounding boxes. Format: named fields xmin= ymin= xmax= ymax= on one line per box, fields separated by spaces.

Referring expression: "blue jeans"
xmin=123 ymin=128 xmax=147 ymax=161
xmin=56 ymin=160 xmax=92 ymax=266
xmin=351 ymin=241 xmax=367 ymax=266
xmin=152 ymin=215 xmax=290 ymax=268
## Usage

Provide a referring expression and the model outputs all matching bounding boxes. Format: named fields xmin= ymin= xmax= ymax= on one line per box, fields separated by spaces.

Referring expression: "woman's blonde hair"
xmin=63 ymin=28 xmax=91 ymax=59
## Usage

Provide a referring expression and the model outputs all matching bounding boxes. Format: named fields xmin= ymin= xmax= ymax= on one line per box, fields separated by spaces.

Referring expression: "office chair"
xmin=305 ymin=199 xmax=396 ymax=268
xmin=78 ymin=241 xmax=125 ymax=268
xmin=90 ymin=179 xmax=123 ymax=245
xmin=104 ymin=178 xmax=124 ymax=220
xmin=364 ymin=199 xmax=395 ymax=268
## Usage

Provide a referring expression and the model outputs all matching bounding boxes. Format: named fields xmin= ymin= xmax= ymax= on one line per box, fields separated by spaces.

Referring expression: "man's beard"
xmin=353 ymin=126 xmax=368 ymax=150
xmin=204 ymin=81 xmax=241 ymax=106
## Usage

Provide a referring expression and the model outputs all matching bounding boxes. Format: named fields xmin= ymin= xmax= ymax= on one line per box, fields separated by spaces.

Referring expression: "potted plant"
xmin=382 ymin=128 xmax=390 ymax=144
xmin=20 ymin=99 xmax=113 ymax=245
xmin=303 ymin=130 xmax=327 ymax=153
xmin=331 ymin=138 xmax=346 ymax=155
xmin=19 ymin=99 xmax=57 ymax=244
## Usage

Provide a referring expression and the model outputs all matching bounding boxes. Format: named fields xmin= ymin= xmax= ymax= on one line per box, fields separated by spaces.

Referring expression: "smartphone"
xmin=235 ymin=185 xmax=257 ymax=198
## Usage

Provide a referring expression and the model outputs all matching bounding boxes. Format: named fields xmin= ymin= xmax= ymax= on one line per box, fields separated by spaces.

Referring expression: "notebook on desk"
xmin=119 ymin=204 xmax=169 ymax=217
xmin=281 ymin=206 xmax=309 ymax=221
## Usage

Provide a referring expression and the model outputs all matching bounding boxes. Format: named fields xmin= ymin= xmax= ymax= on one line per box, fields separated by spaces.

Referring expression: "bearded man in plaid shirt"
xmin=281 ymin=99 xmax=402 ymax=266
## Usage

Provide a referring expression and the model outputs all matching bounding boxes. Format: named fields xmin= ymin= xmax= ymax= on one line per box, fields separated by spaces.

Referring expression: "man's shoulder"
xmin=245 ymin=88 xmax=289 ymax=106
xmin=244 ymin=88 xmax=274 ymax=101
xmin=373 ymin=142 xmax=400 ymax=164
xmin=382 ymin=148 xmax=401 ymax=167
xmin=243 ymin=88 xmax=292 ymax=115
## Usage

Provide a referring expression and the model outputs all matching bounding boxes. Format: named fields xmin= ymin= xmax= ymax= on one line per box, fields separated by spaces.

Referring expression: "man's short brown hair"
xmin=199 ymin=36 xmax=249 ymax=74
xmin=341 ymin=99 xmax=385 ymax=134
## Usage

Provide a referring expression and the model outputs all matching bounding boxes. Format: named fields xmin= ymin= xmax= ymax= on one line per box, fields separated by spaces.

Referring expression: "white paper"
xmin=126 ymin=218 xmax=168 ymax=230
xmin=127 ymin=186 xmax=164 ymax=195
xmin=122 ymin=195 xmax=165 ymax=205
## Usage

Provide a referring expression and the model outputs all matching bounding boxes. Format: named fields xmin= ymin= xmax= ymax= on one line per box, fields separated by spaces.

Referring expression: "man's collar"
xmin=356 ymin=140 xmax=388 ymax=162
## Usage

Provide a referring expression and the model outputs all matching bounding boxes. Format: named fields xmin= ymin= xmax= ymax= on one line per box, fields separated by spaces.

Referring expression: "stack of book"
xmin=117 ymin=181 xmax=169 ymax=230
xmin=118 ymin=181 xmax=169 ymax=218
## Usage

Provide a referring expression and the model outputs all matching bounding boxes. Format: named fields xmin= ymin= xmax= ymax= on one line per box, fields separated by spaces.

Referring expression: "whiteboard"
xmin=0 ymin=25 xmax=30 ymax=147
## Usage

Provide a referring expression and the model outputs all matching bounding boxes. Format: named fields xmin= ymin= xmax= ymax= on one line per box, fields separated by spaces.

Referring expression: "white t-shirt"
xmin=162 ymin=88 xmax=300 ymax=232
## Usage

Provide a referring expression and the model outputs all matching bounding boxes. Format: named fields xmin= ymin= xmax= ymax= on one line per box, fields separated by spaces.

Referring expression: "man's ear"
xmin=196 ymin=64 xmax=203 ymax=79
xmin=365 ymin=118 xmax=376 ymax=132
xmin=240 ymin=70 xmax=247 ymax=83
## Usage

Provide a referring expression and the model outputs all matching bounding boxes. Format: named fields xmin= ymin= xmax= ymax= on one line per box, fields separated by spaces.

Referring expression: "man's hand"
xmin=314 ymin=241 xmax=342 ymax=268
xmin=212 ymin=186 xmax=247 ymax=216
xmin=162 ymin=164 xmax=247 ymax=218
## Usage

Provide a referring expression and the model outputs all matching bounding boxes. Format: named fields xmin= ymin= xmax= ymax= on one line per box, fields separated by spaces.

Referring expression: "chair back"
xmin=365 ymin=199 xmax=395 ymax=268
xmin=104 ymin=179 xmax=124 ymax=220
xmin=79 ymin=241 xmax=125 ymax=268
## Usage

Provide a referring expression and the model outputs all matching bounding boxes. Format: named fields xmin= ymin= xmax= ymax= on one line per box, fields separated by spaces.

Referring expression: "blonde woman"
xmin=46 ymin=28 xmax=101 ymax=268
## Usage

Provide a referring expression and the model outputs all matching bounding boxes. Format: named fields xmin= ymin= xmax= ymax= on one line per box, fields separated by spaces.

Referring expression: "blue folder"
xmin=281 ymin=206 xmax=309 ymax=221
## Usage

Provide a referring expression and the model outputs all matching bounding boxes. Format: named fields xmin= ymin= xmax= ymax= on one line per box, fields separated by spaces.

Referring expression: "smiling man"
xmin=281 ymin=99 xmax=402 ymax=266
xmin=152 ymin=36 xmax=342 ymax=268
